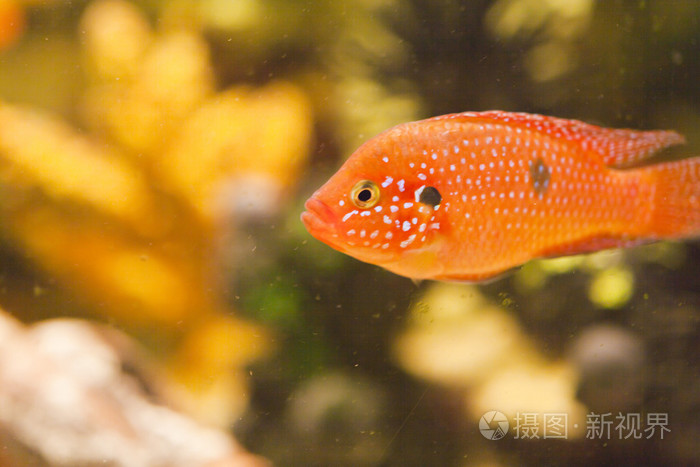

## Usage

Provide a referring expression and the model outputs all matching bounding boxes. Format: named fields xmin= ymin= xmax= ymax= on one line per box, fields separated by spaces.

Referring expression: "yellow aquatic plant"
xmin=0 ymin=0 xmax=314 ymax=426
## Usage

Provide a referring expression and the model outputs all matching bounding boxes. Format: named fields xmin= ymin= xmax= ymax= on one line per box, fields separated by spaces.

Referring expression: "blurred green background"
xmin=0 ymin=0 xmax=698 ymax=465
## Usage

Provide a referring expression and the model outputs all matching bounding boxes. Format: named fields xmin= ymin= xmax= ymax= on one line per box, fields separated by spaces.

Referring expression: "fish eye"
xmin=350 ymin=180 xmax=380 ymax=208
xmin=417 ymin=185 xmax=442 ymax=207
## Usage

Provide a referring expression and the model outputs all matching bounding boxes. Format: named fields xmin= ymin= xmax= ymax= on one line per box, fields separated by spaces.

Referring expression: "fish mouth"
xmin=302 ymin=197 xmax=401 ymax=265
xmin=301 ymin=197 xmax=340 ymax=241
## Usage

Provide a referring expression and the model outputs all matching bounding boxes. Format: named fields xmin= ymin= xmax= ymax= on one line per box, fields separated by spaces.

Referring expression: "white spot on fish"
xmin=339 ymin=200 xmax=345 ymax=206
xmin=374 ymin=205 xmax=383 ymax=212
xmin=402 ymin=221 xmax=411 ymax=232
xmin=360 ymin=211 xmax=370 ymax=217
xmin=400 ymin=234 xmax=417 ymax=248
xmin=418 ymin=173 xmax=427 ymax=180
xmin=382 ymin=156 xmax=389 ymax=163
xmin=383 ymin=215 xmax=391 ymax=224
xmin=403 ymin=202 xmax=414 ymax=208
xmin=397 ymin=179 xmax=405 ymax=192
xmin=390 ymin=205 xmax=399 ymax=213
xmin=342 ymin=210 xmax=358 ymax=222
xmin=414 ymin=185 xmax=426 ymax=203
xmin=381 ymin=176 xmax=393 ymax=188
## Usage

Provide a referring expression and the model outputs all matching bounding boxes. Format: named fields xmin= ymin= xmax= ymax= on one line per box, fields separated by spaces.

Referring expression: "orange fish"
xmin=301 ymin=111 xmax=700 ymax=281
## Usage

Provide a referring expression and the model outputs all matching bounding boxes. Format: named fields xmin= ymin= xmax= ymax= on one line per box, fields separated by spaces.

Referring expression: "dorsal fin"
xmin=430 ymin=111 xmax=686 ymax=167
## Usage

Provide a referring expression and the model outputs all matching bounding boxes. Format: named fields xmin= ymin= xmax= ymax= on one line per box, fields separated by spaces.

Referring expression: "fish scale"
xmin=302 ymin=111 xmax=700 ymax=281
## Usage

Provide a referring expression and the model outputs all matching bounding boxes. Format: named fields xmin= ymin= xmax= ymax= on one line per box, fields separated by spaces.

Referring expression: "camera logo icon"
xmin=479 ymin=411 xmax=509 ymax=440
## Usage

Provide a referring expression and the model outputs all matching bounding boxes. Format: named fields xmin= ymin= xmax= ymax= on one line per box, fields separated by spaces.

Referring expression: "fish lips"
xmin=302 ymin=196 xmax=411 ymax=266
xmin=301 ymin=197 xmax=342 ymax=244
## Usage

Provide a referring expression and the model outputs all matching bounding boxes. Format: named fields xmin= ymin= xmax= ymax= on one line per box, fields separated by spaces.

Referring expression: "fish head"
xmin=301 ymin=126 xmax=447 ymax=278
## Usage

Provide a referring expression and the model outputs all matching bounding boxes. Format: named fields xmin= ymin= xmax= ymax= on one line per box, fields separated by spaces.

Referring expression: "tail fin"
xmin=641 ymin=158 xmax=700 ymax=238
